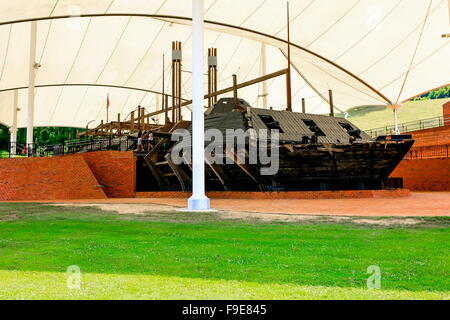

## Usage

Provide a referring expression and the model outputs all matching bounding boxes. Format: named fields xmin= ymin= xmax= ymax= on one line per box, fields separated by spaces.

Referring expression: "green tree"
xmin=0 ymin=125 xmax=84 ymax=152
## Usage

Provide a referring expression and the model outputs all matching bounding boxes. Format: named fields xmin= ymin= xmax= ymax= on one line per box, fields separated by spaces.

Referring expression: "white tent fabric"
xmin=0 ymin=0 xmax=448 ymax=128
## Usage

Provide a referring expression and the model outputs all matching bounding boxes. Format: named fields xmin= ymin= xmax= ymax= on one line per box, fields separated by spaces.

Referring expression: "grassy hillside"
xmin=336 ymin=98 xmax=449 ymax=130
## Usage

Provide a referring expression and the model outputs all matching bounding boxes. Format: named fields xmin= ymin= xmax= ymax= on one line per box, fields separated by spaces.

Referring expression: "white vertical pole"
xmin=394 ymin=108 xmax=399 ymax=134
xmin=27 ymin=21 xmax=37 ymax=153
xmin=261 ymin=43 xmax=268 ymax=109
xmin=188 ymin=0 xmax=210 ymax=211
xmin=10 ymin=90 xmax=18 ymax=157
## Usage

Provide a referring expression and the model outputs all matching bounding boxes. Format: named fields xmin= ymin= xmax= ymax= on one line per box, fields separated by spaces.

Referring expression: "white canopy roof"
xmin=0 ymin=0 xmax=448 ymax=128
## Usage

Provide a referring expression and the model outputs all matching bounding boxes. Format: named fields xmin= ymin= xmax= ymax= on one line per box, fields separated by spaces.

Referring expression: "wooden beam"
xmin=302 ymin=98 xmax=306 ymax=113
xmin=178 ymin=41 xmax=182 ymax=121
xmin=206 ymin=158 xmax=230 ymax=191
xmin=208 ymin=48 xmax=212 ymax=108
xmin=172 ymin=41 xmax=176 ymax=124
xmin=329 ymin=90 xmax=334 ymax=117
xmin=117 ymin=114 xmax=121 ymax=135
xmin=213 ymin=48 xmax=218 ymax=104
xmin=224 ymin=146 xmax=258 ymax=185
xmin=147 ymin=68 xmax=288 ymax=117
xmin=130 ymin=111 xmax=135 ymax=133
xmin=232 ymin=74 xmax=240 ymax=109
xmin=165 ymin=153 xmax=192 ymax=192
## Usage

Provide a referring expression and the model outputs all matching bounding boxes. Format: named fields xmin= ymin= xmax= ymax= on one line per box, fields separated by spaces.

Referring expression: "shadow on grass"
xmin=0 ymin=203 xmax=448 ymax=293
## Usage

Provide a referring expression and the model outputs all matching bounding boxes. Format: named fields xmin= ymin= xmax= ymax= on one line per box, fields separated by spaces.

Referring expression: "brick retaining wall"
xmin=390 ymin=157 xmax=450 ymax=191
xmin=0 ymin=155 xmax=107 ymax=201
xmin=82 ymin=151 xmax=136 ymax=198
xmin=136 ymin=189 xmax=411 ymax=199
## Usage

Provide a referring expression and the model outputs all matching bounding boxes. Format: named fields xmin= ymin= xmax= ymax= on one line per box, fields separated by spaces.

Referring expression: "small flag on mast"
xmin=106 ymin=94 xmax=110 ymax=123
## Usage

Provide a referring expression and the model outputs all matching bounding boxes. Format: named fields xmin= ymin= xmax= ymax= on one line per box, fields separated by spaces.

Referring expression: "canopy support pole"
xmin=27 ymin=21 xmax=37 ymax=155
xmin=188 ymin=0 xmax=210 ymax=211
xmin=10 ymin=90 xmax=18 ymax=157
xmin=394 ymin=108 xmax=400 ymax=134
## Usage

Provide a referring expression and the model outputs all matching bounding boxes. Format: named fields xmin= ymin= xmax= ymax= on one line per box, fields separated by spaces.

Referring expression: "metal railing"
xmin=0 ymin=142 xmax=29 ymax=158
xmin=404 ymin=144 xmax=450 ymax=159
xmin=0 ymin=137 xmax=147 ymax=158
xmin=365 ymin=115 xmax=449 ymax=138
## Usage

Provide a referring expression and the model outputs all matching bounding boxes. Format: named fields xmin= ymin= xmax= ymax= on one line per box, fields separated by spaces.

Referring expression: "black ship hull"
xmin=135 ymin=98 xmax=414 ymax=192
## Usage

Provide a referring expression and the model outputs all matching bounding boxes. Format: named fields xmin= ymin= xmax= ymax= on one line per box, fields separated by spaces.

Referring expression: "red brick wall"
xmin=404 ymin=125 xmax=450 ymax=147
xmin=390 ymin=157 xmax=450 ymax=191
xmin=444 ymin=101 xmax=450 ymax=126
xmin=82 ymin=151 xmax=136 ymax=198
xmin=0 ymin=155 xmax=107 ymax=201
xmin=137 ymin=190 xmax=410 ymax=199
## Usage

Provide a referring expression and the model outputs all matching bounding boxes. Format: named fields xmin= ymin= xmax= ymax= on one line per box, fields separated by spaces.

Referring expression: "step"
xmin=154 ymin=161 xmax=169 ymax=166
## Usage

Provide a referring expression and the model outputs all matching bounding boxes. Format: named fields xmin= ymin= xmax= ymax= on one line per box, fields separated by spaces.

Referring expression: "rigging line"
xmin=205 ymin=0 xmax=219 ymax=15
xmin=219 ymin=38 xmax=244 ymax=78
xmin=380 ymin=40 xmax=449 ymax=91
xmin=0 ymin=25 xmax=12 ymax=83
xmin=69 ymin=86 xmax=90 ymax=126
xmin=147 ymin=30 xmax=191 ymax=97
xmin=47 ymin=18 xmax=93 ymax=123
xmin=37 ymin=20 xmax=53 ymax=65
xmin=49 ymin=0 xmax=59 ymax=16
xmin=123 ymin=23 xmax=166 ymax=87
xmin=0 ymin=13 xmax=392 ymax=106
xmin=71 ymin=0 xmax=121 ymax=125
xmin=180 ymin=32 xmax=222 ymax=91
xmin=358 ymin=0 xmax=443 ymax=77
xmin=241 ymin=51 xmax=263 ymax=106
xmin=150 ymin=0 xmax=216 ymax=95
xmin=309 ymin=85 xmax=384 ymax=113
xmin=195 ymin=0 xmax=267 ymax=94
xmin=94 ymin=17 xmax=132 ymax=84
xmin=114 ymin=89 xmax=134 ymax=122
xmin=291 ymin=82 xmax=311 ymax=101
xmin=90 ymin=17 xmax=134 ymax=121
xmin=395 ymin=0 xmax=433 ymax=104
xmin=240 ymin=0 xmax=267 ymax=26
xmin=37 ymin=0 xmax=60 ymax=68
xmin=35 ymin=20 xmax=54 ymax=82
xmin=274 ymin=0 xmax=315 ymax=36
xmin=105 ymin=0 xmax=116 ymax=13
xmin=211 ymin=1 xmax=266 ymax=91
xmin=305 ymin=0 xmax=361 ymax=48
xmin=304 ymin=57 xmax=388 ymax=105
xmin=55 ymin=0 xmax=120 ymax=124
xmin=123 ymin=0 xmax=169 ymax=88
xmin=335 ymin=0 xmax=403 ymax=62
xmin=279 ymin=48 xmax=331 ymax=107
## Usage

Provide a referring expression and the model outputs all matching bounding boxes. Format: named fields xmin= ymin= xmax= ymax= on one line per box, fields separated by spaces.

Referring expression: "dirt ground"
xmin=54 ymin=202 xmax=427 ymax=226
xmin=50 ymin=192 xmax=450 ymax=225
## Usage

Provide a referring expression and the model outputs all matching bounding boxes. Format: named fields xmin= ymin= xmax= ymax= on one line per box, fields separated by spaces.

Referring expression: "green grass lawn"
xmin=0 ymin=203 xmax=448 ymax=300
xmin=336 ymin=98 xmax=449 ymax=130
